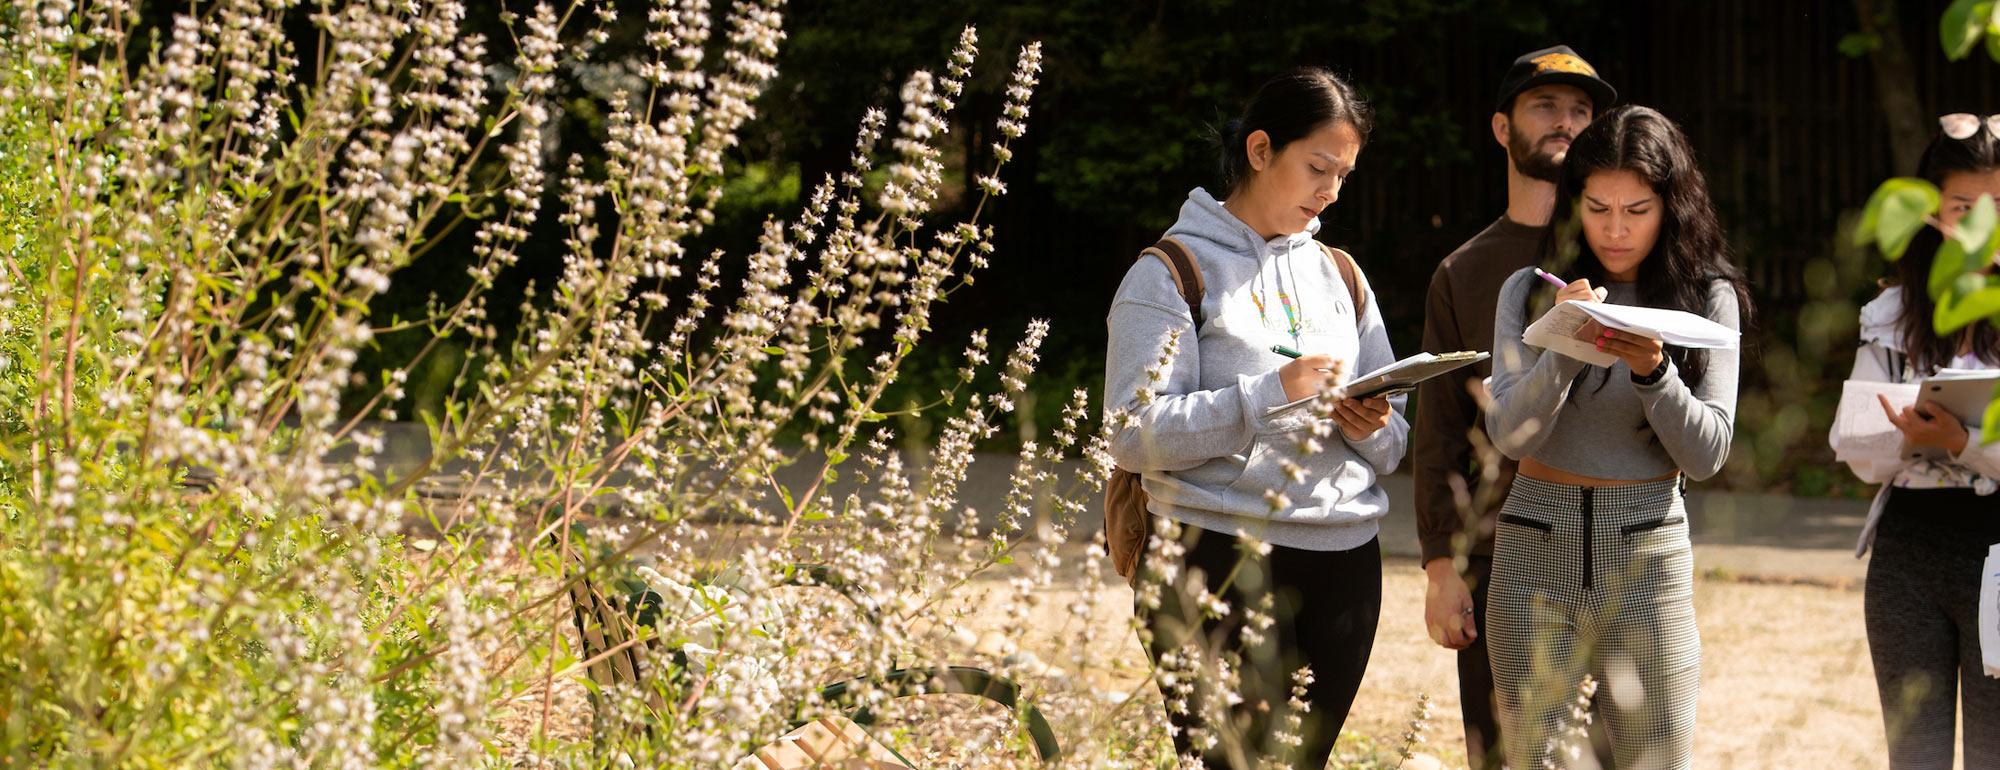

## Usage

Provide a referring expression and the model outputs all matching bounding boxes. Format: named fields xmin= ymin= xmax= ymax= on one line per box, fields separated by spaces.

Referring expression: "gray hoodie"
xmin=1104 ymin=187 xmax=1408 ymax=552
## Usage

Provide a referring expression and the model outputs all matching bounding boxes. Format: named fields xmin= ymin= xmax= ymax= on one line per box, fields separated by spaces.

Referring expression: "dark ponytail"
xmin=1216 ymin=67 xmax=1373 ymax=196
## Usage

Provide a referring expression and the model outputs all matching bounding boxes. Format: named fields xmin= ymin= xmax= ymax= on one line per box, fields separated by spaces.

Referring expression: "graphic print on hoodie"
xmin=1104 ymin=187 xmax=1407 ymax=552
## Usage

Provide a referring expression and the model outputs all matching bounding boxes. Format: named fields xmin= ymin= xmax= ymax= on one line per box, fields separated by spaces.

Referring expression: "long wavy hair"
xmin=1539 ymin=104 xmax=1753 ymax=391
xmin=1891 ymin=126 xmax=2000 ymax=373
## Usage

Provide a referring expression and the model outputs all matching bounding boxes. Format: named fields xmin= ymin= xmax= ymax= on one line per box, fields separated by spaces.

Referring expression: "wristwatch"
xmin=1630 ymin=358 xmax=1670 ymax=386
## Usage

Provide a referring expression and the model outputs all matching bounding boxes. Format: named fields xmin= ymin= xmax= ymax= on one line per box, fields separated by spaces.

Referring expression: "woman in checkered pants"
xmin=1483 ymin=105 xmax=1751 ymax=770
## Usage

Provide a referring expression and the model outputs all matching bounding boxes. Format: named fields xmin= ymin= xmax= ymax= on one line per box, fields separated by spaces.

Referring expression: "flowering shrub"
xmin=0 ymin=0 xmax=1222 ymax=762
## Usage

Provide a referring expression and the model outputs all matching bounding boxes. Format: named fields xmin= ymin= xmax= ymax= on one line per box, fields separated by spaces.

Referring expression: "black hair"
xmin=1216 ymin=67 xmax=1373 ymax=197
xmin=1538 ymin=104 xmax=1753 ymax=392
xmin=1892 ymin=125 xmax=2000 ymax=373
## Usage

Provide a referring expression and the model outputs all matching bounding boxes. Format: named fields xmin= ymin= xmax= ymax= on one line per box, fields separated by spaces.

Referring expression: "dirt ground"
xmin=1349 ymin=559 xmax=1890 ymax=769
xmin=493 ymin=534 xmax=1932 ymax=769
xmin=946 ymin=552 xmax=1905 ymax=770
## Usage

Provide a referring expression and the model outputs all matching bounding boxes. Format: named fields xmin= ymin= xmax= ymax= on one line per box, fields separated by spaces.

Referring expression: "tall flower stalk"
xmin=0 ymin=0 xmax=1159 ymax=764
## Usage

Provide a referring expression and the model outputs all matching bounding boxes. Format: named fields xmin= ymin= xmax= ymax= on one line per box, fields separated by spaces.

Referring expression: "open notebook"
xmin=1524 ymin=300 xmax=1739 ymax=367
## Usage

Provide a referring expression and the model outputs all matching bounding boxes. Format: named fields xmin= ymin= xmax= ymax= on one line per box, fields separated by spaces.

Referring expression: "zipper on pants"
xmin=1580 ymin=487 xmax=1595 ymax=590
xmin=1620 ymin=515 xmax=1686 ymax=539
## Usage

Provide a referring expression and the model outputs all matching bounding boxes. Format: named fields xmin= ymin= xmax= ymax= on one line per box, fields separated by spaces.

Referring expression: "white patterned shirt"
xmin=1839 ymin=287 xmax=2000 ymax=493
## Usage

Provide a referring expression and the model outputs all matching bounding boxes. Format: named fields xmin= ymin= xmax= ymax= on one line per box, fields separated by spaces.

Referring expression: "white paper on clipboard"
xmin=1982 ymin=542 xmax=2000 ymax=678
xmin=1832 ymin=380 xmax=1917 ymax=467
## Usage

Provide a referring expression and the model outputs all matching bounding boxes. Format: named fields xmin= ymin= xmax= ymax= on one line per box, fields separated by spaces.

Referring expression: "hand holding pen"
xmin=1270 ymin=344 xmax=1391 ymax=441
xmin=1541 ymin=268 xmax=1663 ymax=372
xmin=1270 ymin=344 xmax=1342 ymax=402
xmin=1537 ymin=267 xmax=1608 ymax=305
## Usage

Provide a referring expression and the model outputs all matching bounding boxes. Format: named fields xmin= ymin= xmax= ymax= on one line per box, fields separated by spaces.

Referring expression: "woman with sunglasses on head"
xmin=1483 ymin=105 xmax=1750 ymax=770
xmin=1103 ymin=67 xmax=1403 ymax=770
xmin=1837 ymin=113 xmax=2000 ymax=770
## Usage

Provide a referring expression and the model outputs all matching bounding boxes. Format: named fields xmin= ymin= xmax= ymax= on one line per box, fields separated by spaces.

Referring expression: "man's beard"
xmin=1509 ymin=126 xmax=1569 ymax=183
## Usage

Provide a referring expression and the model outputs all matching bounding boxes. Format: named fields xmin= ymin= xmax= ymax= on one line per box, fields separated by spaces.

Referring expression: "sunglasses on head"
xmin=1939 ymin=113 xmax=2000 ymax=140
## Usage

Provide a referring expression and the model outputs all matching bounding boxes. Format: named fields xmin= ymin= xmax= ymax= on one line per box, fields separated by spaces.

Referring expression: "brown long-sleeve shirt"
xmin=1412 ymin=216 xmax=1544 ymax=564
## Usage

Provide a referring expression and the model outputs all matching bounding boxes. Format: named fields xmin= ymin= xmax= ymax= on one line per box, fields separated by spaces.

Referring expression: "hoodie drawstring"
xmin=1281 ymin=240 xmax=1304 ymax=341
xmin=1248 ymin=238 xmax=1310 ymax=345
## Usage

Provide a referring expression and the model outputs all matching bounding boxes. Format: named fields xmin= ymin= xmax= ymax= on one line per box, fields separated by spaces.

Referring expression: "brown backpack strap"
xmin=1140 ymin=237 xmax=1205 ymax=328
xmin=1319 ymin=242 xmax=1368 ymax=319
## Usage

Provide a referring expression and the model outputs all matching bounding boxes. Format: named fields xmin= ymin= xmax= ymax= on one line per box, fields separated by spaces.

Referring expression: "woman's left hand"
xmin=1579 ymin=320 xmax=1665 ymax=376
xmin=1879 ymin=395 xmax=1970 ymax=455
xmin=1334 ymin=396 xmax=1393 ymax=442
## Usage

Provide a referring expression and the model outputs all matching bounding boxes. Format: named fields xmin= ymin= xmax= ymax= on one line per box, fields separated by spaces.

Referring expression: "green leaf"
xmin=760 ymin=346 xmax=784 ymax=355
xmin=995 ymin=555 xmax=1014 ymax=565
xmin=1989 ymin=2 xmax=2000 ymax=61
xmin=1858 ymin=178 xmax=1940 ymax=259
xmin=1930 ymin=236 xmax=1969 ymax=298
xmin=1943 ymin=0 xmax=1991 ymax=60
xmin=1953 ymin=194 xmax=1999 ymax=256
xmin=1933 ymin=281 xmax=2000 ymax=333
xmin=1984 ymin=382 xmax=2000 ymax=444
xmin=801 ymin=509 xmax=831 ymax=522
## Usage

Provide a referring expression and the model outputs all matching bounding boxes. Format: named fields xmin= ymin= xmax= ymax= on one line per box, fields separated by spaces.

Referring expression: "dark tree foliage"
xmin=129 ymin=0 xmax=1988 ymax=475
xmin=743 ymin=0 xmax=1606 ymax=416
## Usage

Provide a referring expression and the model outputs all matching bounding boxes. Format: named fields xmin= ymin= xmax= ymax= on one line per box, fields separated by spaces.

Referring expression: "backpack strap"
xmin=1319 ymin=242 xmax=1369 ymax=319
xmin=1140 ymin=237 xmax=1205 ymax=328
xmin=1140 ymin=238 xmax=1363 ymax=327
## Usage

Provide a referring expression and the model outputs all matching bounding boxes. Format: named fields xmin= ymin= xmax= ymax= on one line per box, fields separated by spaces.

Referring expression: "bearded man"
xmin=1410 ymin=44 xmax=1618 ymax=770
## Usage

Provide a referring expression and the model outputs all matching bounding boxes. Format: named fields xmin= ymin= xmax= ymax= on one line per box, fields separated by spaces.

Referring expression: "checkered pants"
xmin=1486 ymin=475 xmax=1701 ymax=770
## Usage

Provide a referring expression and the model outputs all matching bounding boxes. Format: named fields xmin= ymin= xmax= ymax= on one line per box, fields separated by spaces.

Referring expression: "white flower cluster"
xmin=0 ymin=0 xmax=1196 ymax=762
xmin=1543 ymin=673 xmax=1602 ymax=768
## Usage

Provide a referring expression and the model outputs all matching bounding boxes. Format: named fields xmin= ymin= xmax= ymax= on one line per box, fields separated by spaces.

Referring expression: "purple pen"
xmin=1533 ymin=268 xmax=1570 ymax=290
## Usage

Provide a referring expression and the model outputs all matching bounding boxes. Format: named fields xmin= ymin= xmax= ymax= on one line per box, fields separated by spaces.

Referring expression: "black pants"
xmin=1458 ymin=554 xmax=1502 ymax=770
xmin=1136 ymin=520 xmax=1382 ymax=770
xmin=1865 ymin=487 xmax=2000 ymax=770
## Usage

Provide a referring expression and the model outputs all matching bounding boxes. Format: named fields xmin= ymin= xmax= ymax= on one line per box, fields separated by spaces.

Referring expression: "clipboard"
xmin=1345 ymin=351 xmax=1490 ymax=400
xmin=1902 ymin=369 xmax=2000 ymax=462
xmin=1261 ymin=351 xmax=1490 ymax=418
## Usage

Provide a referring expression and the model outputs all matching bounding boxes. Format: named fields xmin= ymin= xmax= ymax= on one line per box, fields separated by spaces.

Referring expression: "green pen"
xmin=1271 ymin=344 xmax=1304 ymax=358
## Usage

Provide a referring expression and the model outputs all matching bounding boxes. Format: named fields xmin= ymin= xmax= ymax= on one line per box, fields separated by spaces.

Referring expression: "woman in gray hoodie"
xmin=1104 ymin=67 xmax=1405 ymax=770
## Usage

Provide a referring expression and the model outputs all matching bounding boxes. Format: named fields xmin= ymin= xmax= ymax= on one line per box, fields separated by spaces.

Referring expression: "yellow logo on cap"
xmin=1532 ymin=52 xmax=1596 ymax=77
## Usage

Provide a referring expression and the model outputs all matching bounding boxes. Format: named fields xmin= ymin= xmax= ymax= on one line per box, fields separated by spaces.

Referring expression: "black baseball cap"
xmin=1495 ymin=45 xmax=1616 ymax=114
